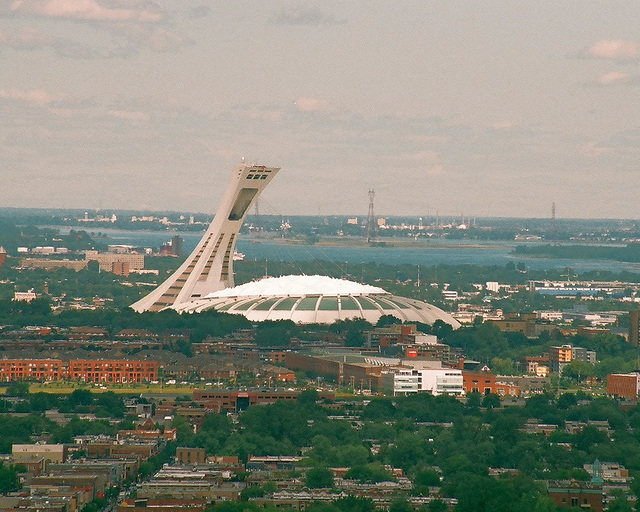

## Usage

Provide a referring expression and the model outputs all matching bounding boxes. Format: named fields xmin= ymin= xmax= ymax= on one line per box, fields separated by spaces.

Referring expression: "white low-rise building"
xmin=416 ymin=368 xmax=464 ymax=396
xmin=382 ymin=368 xmax=420 ymax=396
xmin=382 ymin=364 xmax=464 ymax=397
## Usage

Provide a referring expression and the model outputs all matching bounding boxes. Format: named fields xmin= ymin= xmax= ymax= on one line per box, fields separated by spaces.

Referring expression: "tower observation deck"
xmin=131 ymin=164 xmax=279 ymax=312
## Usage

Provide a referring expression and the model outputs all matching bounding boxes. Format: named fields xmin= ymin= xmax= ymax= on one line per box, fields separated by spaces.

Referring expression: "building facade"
xmin=607 ymin=373 xmax=640 ymax=400
xmin=0 ymin=359 xmax=64 ymax=381
xmin=85 ymin=251 xmax=144 ymax=272
xmin=381 ymin=367 xmax=464 ymax=396
xmin=68 ymin=360 xmax=158 ymax=383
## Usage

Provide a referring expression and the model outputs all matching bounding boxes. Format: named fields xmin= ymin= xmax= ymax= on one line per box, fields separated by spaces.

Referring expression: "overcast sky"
xmin=2 ymin=1 xmax=640 ymax=219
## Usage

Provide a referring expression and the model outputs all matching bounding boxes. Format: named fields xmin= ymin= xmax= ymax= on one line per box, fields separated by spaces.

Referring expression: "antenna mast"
xmin=366 ymin=189 xmax=377 ymax=243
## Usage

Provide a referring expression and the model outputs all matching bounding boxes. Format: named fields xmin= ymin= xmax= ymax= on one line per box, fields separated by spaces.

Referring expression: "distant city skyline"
xmin=2 ymin=1 xmax=640 ymax=218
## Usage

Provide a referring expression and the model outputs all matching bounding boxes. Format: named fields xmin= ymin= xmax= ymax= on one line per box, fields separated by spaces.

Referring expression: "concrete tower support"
xmin=131 ymin=164 xmax=279 ymax=312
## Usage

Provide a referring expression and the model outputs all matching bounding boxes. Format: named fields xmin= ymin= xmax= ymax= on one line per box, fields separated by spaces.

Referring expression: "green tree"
xmin=255 ymin=320 xmax=296 ymax=347
xmin=482 ymin=393 xmax=501 ymax=409
xmin=69 ymin=389 xmax=94 ymax=407
xmin=562 ymin=361 xmax=595 ymax=383
xmin=427 ymin=500 xmax=448 ymax=512
xmin=305 ymin=467 xmax=334 ymax=488
xmin=389 ymin=497 xmax=412 ymax=512
xmin=0 ymin=462 xmax=21 ymax=493
xmin=361 ymin=399 xmax=396 ymax=421
xmin=345 ymin=329 xmax=366 ymax=347
xmin=607 ymin=489 xmax=633 ymax=512
xmin=6 ymin=381 xmax=30 ymax=397
xmin=377 ymin=315 xmax=401 ymax=328
xmin=345 ymin=463 xmax=395 ymax=483
xmin=466 ymin=391 xmax=482 ymax=409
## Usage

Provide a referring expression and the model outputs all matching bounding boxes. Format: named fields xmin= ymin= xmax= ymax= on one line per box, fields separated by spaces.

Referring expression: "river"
xmin=46 ymin=226 xmax=640 ymax=275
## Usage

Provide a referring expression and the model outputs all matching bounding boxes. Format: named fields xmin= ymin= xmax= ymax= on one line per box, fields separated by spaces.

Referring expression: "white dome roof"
xmin=172 ymin=274 xmax=460 ymax=328
xmin=206 ymin=275 xmax=386 ymax=298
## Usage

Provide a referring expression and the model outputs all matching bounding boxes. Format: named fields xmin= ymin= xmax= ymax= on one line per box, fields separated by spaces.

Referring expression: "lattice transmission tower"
xmin=366 ymin=189 xmax=377 ymax=243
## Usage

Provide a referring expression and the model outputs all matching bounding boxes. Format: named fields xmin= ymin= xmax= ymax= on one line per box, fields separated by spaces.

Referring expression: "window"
xmin=228 ymin=188 xmax=258 ymax=220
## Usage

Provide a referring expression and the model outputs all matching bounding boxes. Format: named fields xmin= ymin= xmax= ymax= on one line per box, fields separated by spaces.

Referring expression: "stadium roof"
xmin=172 ymin=275 xmax=460 ymax=328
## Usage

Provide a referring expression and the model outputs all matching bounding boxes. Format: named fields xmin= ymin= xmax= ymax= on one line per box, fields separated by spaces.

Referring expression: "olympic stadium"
xmin=171 ymin=274 xmax=461 ymax=327
xmin=131 ymin=164 xmax=460 ymax=329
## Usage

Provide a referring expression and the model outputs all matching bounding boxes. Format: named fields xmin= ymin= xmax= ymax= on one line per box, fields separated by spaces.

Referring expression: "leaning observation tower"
xmin=130 ymin=164 xmax=280 ymax=312
xmin=131 ymin=164 xmax=459 ymax=329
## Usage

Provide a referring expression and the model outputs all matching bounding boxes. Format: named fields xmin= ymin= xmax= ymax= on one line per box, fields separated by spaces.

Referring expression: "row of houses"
xmin=3 ymin=423 xmax=172 ymax=512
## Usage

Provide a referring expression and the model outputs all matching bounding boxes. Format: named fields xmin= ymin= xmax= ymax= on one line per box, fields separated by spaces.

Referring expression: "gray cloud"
xmin=271 ymin=6 xmax=345 ymax=26
xmin=0 ymin=26 xmax=53 ymax=50
xmin=187 ymin=6 xmax=210 ymax=20
xmin=105 ymin=23 xmax=193 ymax=53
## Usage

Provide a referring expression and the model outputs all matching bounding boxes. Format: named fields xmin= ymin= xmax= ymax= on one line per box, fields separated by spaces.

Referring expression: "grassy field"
xmin=25 ymin=382 xmax=200 ymax=395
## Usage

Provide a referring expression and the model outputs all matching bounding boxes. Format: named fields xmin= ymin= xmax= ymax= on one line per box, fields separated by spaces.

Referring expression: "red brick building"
xmin=0 ymin=359 xmax=64 ymax=381
xmin=462 ymin=370 xmax=520 ymax=397
xmin=462 ymin=370 xmax=496 ymax=394
xmin=193 ymin=389 xmax=299 ymax=413
xmin=0 ymin=358 xmax=158 ymax=383
xmin=607 ymin=373 xmax=640 ymax=400
xmin=193 ymin=389 xmax=334 ymax=413
xmin=547 ymin=481 xmax=604 ymax=511
xmin=68 ymin=360 xmax=158 ymax=383
xmin=176 ymin=447 xmax=206 ymax=464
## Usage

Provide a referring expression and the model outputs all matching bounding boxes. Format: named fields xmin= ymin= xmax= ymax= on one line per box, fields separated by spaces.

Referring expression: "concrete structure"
xmin=85 ymin=251 xmax=144 ymax=273
xmin=13 ymin=290 xmax=38 ymax=302
xmin=549 ymin=345 xmax=573 ymax=374
xmin=131 ymin=164 xmax=459 ymax=328
xmin=381 ymin=366 xmax=463 ymax=396
xmin=131 ymin=164 xmax=279 ymax=312
xmin=416 ymin=366 xmax=464 ymax=396
xmin=173 ymin=274 xmax=460 ymax=326
xmin=22 ymin=259 xmax=88 ymax=271
xmin=381 ymin=368 xmax=420 ymax=395
xmin=13 ymin=444 xmax=66 ymax=464
xmin=549 ymin=344 xmax=596 ymax=374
